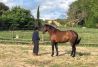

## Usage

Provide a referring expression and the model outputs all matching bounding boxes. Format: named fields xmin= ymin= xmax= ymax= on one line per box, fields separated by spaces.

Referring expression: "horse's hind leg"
xmin=70 ymin=39 xmax=77 ymax=57
xmin=74 ymin=46 xmax=76 ymax=57
xmin=54 ymin=43 xmax=58 ymax=56
xmin=70 ymin=43 xmax=73 ymax=56
xmin=71 ymin=48 xmax=73 ymax=56
xmin=51 ymin=42 xmax=55 ymax=57
xmin=71 ymin=45 xmax=76 ymax=57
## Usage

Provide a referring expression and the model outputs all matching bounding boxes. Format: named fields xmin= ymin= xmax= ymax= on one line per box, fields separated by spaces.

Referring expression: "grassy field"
xmin=0 ymin=27 xmax=98 ymax=67
xmin=0 ymin=27 xmax=98 ymax=46
xmin=0 ymin=44 xmax=98 ymax=67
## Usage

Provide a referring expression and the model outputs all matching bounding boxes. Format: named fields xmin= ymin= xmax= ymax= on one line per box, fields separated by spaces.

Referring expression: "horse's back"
xmin=59 ymin=30 xmax=78 ymax=38
xmin=50 ymin=30 xmax=76 ymax=42
xmin=66 ymin=30 xmax=78 ymax=39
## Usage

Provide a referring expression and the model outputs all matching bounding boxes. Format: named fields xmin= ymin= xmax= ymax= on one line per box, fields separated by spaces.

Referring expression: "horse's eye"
xmin=48 ymin=27 xmax=51 ymax=29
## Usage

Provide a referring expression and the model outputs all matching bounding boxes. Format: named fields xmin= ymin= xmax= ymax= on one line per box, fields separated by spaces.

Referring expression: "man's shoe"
xmin=33 ymin=53 xmax=38 ymax=56
xmin=35 ymin=53 xmax=38 ymax=56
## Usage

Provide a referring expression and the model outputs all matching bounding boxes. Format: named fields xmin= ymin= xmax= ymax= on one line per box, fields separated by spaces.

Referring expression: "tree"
xmin=67 ymin=0 xmax=98 ymax=28
xmin=0 ymin=2 xmax=9 ymax=15
xmin=0 ymin=3 xmax=45 ymax=30
xmin=1 ymin=6 xmax=35 ymax=30
xmin=36 ymin=6 xmax=42 ymax=28
xmin=0 ymin=2 xmax=9 ymax=30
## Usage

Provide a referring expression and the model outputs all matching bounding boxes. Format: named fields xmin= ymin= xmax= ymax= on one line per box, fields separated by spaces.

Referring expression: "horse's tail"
xmin=70 ymin=30 xmax=81 ymax=45
xmin=75 ymin=37 xmax=81 ymax=45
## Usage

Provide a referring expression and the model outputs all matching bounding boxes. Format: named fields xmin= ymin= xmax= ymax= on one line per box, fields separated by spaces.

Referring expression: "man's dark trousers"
xmin=33 ymin=40 xmax=39 ymax=55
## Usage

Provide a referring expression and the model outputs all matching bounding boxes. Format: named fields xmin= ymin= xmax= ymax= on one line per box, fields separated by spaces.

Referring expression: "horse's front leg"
xmin=51 ymin=42 xmax=54 ymax=57
xmin=55 ymin=43 xmax=58 ymax=56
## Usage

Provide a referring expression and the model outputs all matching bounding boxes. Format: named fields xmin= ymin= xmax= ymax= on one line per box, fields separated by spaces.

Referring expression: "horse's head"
xmin=43 ymin=24 xmax=57 ymax=34
xmin=43 ymin=24 xmax=49 ymax=34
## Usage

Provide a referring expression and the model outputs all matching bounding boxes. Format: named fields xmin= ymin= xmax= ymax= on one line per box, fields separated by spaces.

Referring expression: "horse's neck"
xmin=47 ymin=31 xmax=53 ymax=35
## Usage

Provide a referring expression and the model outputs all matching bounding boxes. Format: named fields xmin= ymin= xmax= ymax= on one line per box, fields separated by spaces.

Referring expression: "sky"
xmin=0 ymin=0 xmax=76 ymax=20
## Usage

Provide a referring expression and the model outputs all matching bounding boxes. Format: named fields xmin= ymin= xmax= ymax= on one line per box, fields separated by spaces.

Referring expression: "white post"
xmin=16 ymin=35 xmax=19 ymax=39
xmin=41 ymin=33 xmax=44 ymax=44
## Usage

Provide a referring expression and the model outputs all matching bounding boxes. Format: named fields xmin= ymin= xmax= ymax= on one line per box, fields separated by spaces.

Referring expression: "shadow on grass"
xmin=77 ymin=52 xmax=91 ymax=56
xmin=39 ymin=52 xmax=51 ymax=56
xmin=39 ymin=51 xmax=65 ymax=56
xmin=59 ymin=51 xmax=91 ymax=56
xmin=39 ymin=50 xmax=91 ymax=57
xmin=58 ymin=53 xmax=66 ymax=56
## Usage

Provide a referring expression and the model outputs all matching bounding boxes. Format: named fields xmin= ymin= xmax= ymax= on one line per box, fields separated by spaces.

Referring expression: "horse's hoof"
xmin=56 ymin=54 xmax=58 ymax=56
xmin=51 ymin=55 xmax=54 ymax=57
xmin=70 ymin=54 xmax=72 ymax=56
xmin=72 ymin=55 xmax=75 ymax=57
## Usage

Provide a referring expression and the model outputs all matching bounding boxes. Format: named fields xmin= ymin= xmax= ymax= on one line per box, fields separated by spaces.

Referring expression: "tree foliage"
xmin=1 ymin=6 xmax=35 ymax=30
xmin=67 ymin=0 xmax=98 ymax=28
xmin=0 ymin=2 xmax=9 ymax=15
xmin=0 ymin=2 xmax=44 ymax=30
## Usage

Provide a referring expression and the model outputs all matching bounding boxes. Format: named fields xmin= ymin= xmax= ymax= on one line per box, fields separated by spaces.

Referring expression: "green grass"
xmin=0 ymin=27 xmax=98 ymax=46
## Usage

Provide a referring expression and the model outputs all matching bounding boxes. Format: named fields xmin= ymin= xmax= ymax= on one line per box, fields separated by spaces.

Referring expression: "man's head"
xmin=34 ymin=27 xmax=38 ymax=31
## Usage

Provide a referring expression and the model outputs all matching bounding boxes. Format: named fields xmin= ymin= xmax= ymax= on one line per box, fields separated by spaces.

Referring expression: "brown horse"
xmin=43 ymin=24 xmax=81 ymax=57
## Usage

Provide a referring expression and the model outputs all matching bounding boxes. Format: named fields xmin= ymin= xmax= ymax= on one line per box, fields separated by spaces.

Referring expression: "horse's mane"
xmin=45 ymin=24 xmax=59 ymax=31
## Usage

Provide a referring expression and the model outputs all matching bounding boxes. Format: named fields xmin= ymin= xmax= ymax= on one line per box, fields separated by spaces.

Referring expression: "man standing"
xmin=32 ymin=27 xmax=40 ymax=56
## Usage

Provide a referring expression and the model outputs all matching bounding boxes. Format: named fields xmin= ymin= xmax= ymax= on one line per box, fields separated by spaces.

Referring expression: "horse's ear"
xmin=48 ymin=26 xmax=56 ymax=32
